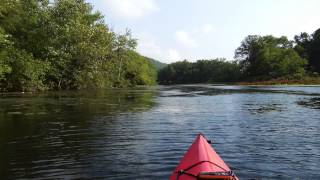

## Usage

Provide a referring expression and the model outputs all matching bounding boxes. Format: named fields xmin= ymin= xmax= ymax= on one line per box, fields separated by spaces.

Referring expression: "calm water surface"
xmin=0 ymin=85 xmax=319 ymax=179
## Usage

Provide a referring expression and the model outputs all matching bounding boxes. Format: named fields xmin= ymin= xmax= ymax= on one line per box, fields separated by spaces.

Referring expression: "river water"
xmin=0 ymin=85 xmax=319 ymax=179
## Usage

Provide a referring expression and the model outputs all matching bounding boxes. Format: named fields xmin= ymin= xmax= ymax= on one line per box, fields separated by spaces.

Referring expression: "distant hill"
xmin=144 ymin=57 xmax=167 ymax=70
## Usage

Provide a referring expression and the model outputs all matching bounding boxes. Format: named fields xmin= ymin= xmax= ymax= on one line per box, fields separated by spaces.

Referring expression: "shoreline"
xmin=1 ymin=81 xmax=320 ymax=94
xmin=235 ymin=77 xmax=320 ymax=86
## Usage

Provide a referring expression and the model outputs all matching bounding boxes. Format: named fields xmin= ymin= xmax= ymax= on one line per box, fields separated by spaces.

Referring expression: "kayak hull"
xmin=169 ymin=134 xmax=238 ymax=180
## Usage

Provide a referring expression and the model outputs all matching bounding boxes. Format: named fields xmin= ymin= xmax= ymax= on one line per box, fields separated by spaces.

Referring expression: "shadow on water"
xmin=159 ymin=84 xmax=320 ymax=97
xmin=0 ymin=88 xmax=157 ymax=179
xmin=247 ymin=103 xmax=284 ymax=114
xmin=296 ymin=97 xmax=320 ymax=109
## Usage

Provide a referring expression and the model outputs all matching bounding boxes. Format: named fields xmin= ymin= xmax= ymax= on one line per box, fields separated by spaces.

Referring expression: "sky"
xmin=86 ymin=0 xmax=320 ymax=63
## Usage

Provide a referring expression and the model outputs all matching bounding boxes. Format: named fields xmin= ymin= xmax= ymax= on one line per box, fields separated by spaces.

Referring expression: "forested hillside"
xmin=0 ymin=0 xmax=157 ymax=92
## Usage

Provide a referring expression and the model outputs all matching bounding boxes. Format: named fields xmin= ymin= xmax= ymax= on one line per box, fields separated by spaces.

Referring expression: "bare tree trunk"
xmin=117 ymin=56 xmax=123 ymax=81
xmin=58 ymin=79 xmax=62 ymax=90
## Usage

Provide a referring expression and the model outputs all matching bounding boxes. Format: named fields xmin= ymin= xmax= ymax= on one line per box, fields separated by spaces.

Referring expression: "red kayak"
xmin=169 ymin=134 xmax=238 ymax=180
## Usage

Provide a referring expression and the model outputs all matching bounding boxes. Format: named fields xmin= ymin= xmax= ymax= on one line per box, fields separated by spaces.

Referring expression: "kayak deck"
xmin=169 ymin=134 xmax=238 ymax=180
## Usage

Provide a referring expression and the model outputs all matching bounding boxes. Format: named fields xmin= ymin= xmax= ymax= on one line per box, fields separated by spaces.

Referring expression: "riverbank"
xmin=236 ymin=77 xmax=320 ymax=85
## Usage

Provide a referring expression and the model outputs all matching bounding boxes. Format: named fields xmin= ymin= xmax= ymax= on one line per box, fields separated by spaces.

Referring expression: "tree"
xmin=235 ymin=35 xmax=306 ymax=80
xmin=157 ymin=59 xmax=241 ymax=84
xmin=309 ymin=29 xmax=320 ymax=73
xmin=124 ymin=51 xmax=157 ymax=86
xmin=0 ymin=0 xmax=156 ymax=91
xmin=294 ymin=29 xmax=320 ymax=73
xmin=113 ymin=29 xmax=137 ymax=83
xmin=0 ymin=28 xmax=12 ymax=82
xmin=294 ymin=32 xmax=311 ymax=58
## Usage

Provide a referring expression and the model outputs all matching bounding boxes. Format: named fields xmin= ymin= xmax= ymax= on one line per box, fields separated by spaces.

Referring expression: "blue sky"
xmin=87 ymin=0 xmax=320 ymax=63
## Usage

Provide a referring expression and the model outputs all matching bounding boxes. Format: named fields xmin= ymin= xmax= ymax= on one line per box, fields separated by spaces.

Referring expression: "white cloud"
xmin=136 ymin=26 xmax=217 ymax=63
xmin=136 ymin=33 xmax=162 ymax=60
xmin=168 ymin=49 xmax=181 ymax=62
xmin=202 ymin=24 xmax=215 ymax=34
xmin=295 ymin=13 xmax=320 ymax=34
xmin=136 ymin=33 xmax=182 ymax=63
xmin=175 ymin=30 xmax=198 ymax=48
xmin=103 ymin=0 xmax=157 ymax=19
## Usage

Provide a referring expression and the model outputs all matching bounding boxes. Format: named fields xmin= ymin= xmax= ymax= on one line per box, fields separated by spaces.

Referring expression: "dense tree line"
xmin=159 ymin=28 xmax=320 ymax=84
xmin=294 ymin=29 xmax=320 ymax=73
xmin=235 ymin=35 xmax=306 ymax=80
xmin=158 ymin=59 xmax=241 ymax=84
xmin=0 ymin=0 xmax=156 ymax=92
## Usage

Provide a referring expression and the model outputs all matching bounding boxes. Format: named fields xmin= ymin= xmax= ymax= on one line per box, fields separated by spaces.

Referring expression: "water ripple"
xmin=0 ymin=86 xmax=320 ymax=179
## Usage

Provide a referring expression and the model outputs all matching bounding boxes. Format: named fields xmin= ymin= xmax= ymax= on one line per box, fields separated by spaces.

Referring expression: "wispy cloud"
xmin=137 ymin=33 xmax=183 ymax=63
xmin=103 ymin=0 xmax=157 ymax=19
xmin=136 ymin=24 xmax=216 ymax=63
xmin=168 ymin=49 xmax=181 ymax=62
xmin=202 ymin=24 xmax=215 ymax=34
xmin=90 ymin=0 xmax=320 ymax=63
xmin=136 ymin=33 xmax=162 ymax=60
xmin=175 ymin=30 xmax=198 ymax=48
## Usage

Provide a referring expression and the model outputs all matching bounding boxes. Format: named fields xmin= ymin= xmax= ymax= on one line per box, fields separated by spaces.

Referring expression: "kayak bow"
xmin=169 ymin=134 xmax=238 ymax=180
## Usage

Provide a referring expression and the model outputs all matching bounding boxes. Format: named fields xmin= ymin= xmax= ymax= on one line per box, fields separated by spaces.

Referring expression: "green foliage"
xmin=161 ymin=30 xmax=317 ymax=85
xmin=1 ymin=0 xmax=319 ymax=88
xmin=0 ymin=28 xmax=12 ymax=82
xmin=235 ymin=35 xmax=307 ymax=80
xmin=124 ymin=51 xmax=157 ymax=86
xmin=294 ymin=29 xmax=320 ymax=73
xmin=113 ymin=29 xmax=138 ymax=84
xmin=0 ymin=0 xmax=156 ymax=91
xmin=158 ymin=59 xmax=241 ymax=84
xmin=5 ymin=48 xmax=49 ymax=91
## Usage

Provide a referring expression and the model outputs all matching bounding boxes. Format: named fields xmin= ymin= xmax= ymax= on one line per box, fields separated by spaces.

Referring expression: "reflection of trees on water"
xmin=0 ymin=89 xmax=157 ymax=179
xmin=0 ymin=89 xmax=157 ymax=116
xmin=297 ymin=97 xmax=320 ymax=109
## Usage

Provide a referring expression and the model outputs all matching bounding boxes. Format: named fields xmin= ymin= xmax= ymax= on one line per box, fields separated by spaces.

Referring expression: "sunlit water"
xmin=0 ymin=85 xmax=319 ymax=179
